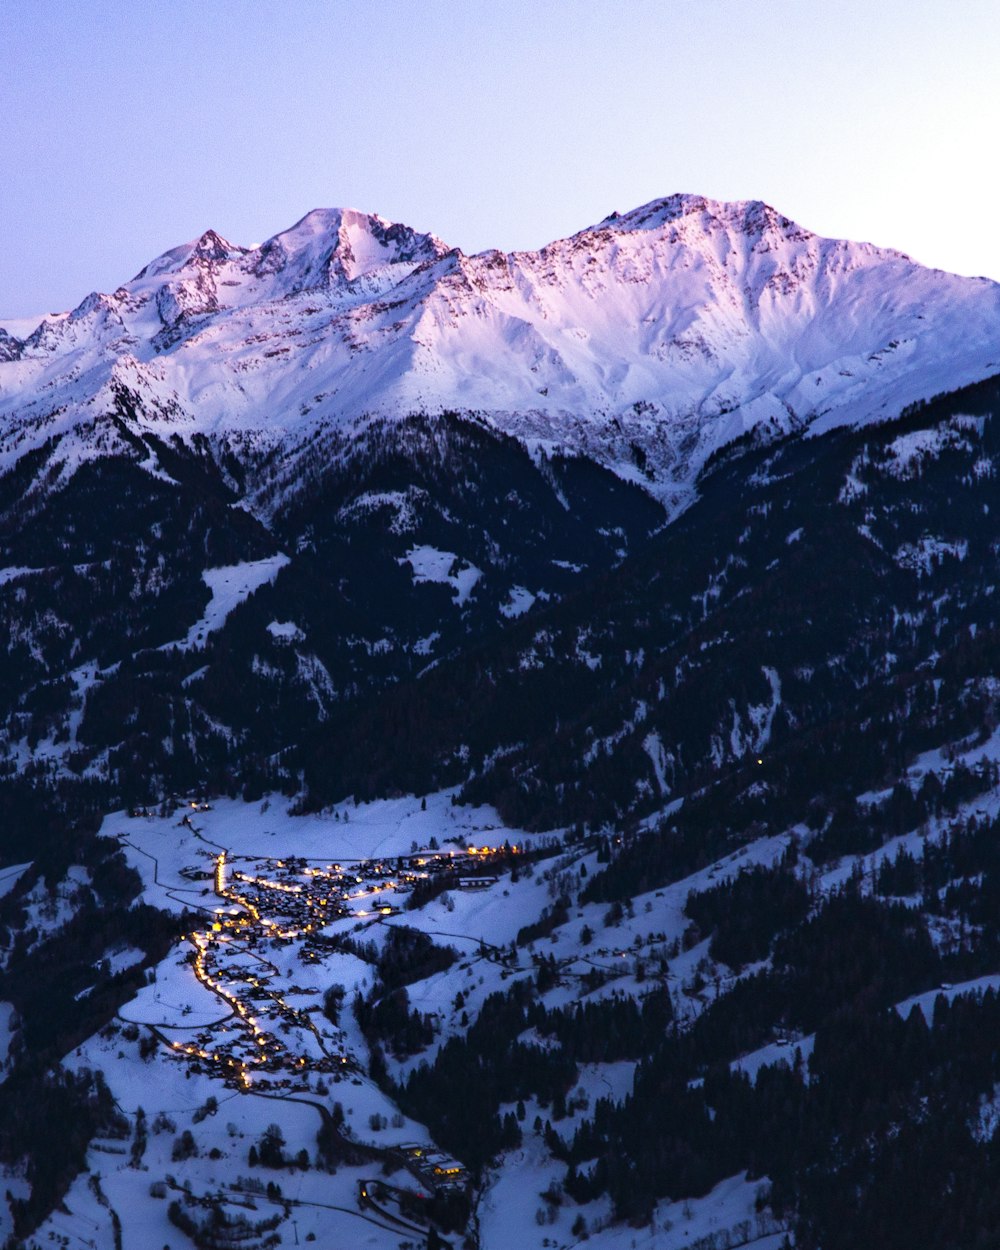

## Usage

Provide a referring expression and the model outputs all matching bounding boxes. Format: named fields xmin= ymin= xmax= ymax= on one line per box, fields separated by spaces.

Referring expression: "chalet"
xmin=396 ymin=1144 xmax=469 ymax=1191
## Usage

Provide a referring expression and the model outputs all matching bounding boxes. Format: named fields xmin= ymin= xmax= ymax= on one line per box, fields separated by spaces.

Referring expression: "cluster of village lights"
xmin=164 ymin=842 xmax=515 ymax=1089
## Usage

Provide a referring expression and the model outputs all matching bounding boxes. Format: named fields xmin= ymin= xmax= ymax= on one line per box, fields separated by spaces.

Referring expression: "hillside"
xmin=2 ymin=201 xmax=1000 ymax=1249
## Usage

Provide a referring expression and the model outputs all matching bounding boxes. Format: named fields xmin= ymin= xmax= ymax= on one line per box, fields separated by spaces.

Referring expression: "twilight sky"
xmin=2 ymin=0 xmax=999 ymax=318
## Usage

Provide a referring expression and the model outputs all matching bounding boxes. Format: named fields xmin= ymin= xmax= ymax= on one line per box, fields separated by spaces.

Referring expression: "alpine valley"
xmin=2 ymin=196 xmax=1000 ymax=1250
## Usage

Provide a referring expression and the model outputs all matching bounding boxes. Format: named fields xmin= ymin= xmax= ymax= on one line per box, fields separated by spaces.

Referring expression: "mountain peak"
xmin=587 ymin=194 xmax=918 ymax=268
xmin=131 ymin=227 xmax=241 ymax=283
xmin=262 ymin=207 xmax=450 ymax=285
xmin=190 ymin=228 xmax=241 ymax=263
xmin=589 ymin=193 xmax=797 ymax=238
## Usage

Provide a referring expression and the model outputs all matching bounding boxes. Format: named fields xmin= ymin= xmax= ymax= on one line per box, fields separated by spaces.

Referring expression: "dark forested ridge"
xmin=300 ymin=375 xmax=1000 ymax=830
xmin=0 ymin=411 xmax=662 ymax=803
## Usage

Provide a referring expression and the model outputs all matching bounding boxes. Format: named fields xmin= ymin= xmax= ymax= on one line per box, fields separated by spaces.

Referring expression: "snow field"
xmin=164 ymin=555 xmax=291 ymax=652
xmin=400 ymin=544 xmax=483 ymax=605
xmin=896 ymin=973 xmax=1000 ymax=1025
xmin=55 ymin=1010 xmax=419 ymax=1250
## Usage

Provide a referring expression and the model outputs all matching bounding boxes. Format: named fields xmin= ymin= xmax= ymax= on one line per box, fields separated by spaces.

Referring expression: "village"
xmin=139 ymin=805 xmax=508 ymax=1099
xmin=122 ymin=800 xmax=518 ymax=1218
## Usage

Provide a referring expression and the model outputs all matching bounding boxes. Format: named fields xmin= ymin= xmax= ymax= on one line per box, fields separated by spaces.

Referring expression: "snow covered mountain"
xmin=3 ymin=195 xmax=1000 ymax=513
xmin=8 ymin=199 xmax=1000 ymax=1250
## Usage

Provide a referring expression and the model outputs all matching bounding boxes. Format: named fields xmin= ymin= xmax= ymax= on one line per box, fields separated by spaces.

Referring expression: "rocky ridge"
xmin=3 ymin=195 xmax=999 ymax=516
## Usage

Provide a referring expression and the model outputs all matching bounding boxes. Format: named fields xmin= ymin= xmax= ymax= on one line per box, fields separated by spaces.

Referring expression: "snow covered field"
xmin=163 ymin=556 xmax=291 ymax=652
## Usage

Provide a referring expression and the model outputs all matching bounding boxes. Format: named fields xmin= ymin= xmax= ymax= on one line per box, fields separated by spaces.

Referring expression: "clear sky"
xmin=2 ymin=0 xmax=999 ymax=318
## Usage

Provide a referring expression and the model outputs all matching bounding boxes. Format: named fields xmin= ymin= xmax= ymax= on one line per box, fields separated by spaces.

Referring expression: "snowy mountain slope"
xmin=8 ymin=203 xmax=1000 ymax=1249
xmin=2 ymin=195 xmax=999 ymax=513
xmin=6 ymin=360 xmax=1000 ymax=1248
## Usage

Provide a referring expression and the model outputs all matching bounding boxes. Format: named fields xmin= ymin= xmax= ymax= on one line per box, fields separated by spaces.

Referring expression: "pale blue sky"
xmin=2 ymin=0 xmax=999 ymax=317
